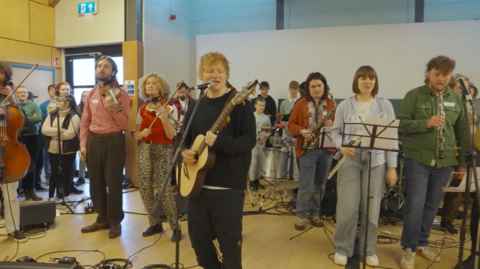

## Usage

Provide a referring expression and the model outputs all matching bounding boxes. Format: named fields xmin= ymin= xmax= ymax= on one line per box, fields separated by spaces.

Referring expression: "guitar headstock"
xmin=233 ymin=80 xmax=259 ymax=105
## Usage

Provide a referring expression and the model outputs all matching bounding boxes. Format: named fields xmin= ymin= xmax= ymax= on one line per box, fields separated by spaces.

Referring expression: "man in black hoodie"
xmin=182 ymin=52 xmax=256 ymax=269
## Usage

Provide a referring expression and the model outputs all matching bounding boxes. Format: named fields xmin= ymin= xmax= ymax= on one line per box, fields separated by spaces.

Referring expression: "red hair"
xmin=56 ymin=82 xmax=72 ymax=95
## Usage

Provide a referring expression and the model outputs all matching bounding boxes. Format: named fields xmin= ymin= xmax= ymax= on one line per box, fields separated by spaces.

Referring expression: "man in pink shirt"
xmin=78 ymin=56 xmax=130 ymax=239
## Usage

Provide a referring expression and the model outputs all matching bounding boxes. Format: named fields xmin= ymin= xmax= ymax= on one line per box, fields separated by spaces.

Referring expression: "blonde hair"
xmin=448 ymin=73 xmax=469 ymax=89
xmin=197 ymin=52 xmax=230 ymax=80
xmin=138 ymin=73 xmax=170 ymax=100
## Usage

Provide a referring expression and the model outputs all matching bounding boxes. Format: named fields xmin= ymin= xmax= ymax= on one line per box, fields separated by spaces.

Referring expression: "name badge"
xmin=92 ymin=99 xmax=98 ymax=104
xmin=444 ymin=102 xmax=455 ymax=107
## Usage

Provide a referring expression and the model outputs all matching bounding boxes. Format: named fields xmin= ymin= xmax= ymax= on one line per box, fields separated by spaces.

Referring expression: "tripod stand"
xmin=342 ymin=118 xmax=401 ymax=269
xmin=258 ymin=125 xmax=289 ymax=211
xmin=153 ymin=86 xmax=209 ymax=269
xmin=54 ymin=108 xmax=76 ymax=214
xmin=454 ymin=79 xmax=480 ymax=269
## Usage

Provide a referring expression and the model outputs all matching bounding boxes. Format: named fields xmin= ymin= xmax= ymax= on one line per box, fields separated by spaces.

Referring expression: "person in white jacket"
xmin=42 ymin=95 xmax=81 ymax=201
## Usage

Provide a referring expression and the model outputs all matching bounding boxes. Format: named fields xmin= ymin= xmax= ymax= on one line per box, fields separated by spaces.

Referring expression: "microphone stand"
xmin=456 ymin=81 xmax=480 ymax=269
xmin=154 ymin=87 xmax=207 ymax=269
xmin=55 ymin=108 xmax=74 ymax=214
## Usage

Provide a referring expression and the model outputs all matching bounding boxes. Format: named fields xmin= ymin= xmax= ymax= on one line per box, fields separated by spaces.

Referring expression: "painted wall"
xmin=196 ymin=20 xmax=480 ymax=101
xmin=55 ymin=0 xmax=125 ymax=48
xmin=144 ymin=0 xmax=196 ymax=90
xmin=192 ymin=0 xmax=480 ymax=36
xmin=0 ymin=0 xmax=61 ymax=103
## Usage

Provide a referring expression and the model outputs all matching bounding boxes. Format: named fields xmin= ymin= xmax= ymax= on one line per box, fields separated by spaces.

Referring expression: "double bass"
xmin=0 ymin=64 xmax=38 ymax=183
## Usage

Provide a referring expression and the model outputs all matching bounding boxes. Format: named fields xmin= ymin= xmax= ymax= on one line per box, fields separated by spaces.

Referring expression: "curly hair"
xmin=197 ymin=52 xmax=230 ymax=80
xmin=0 ymin=61 xmax=13 ymax=86
xmin=138 ymin=73 xmax=170 ymax=100
xmin=424 ymin=56 xmax=456 ymax=84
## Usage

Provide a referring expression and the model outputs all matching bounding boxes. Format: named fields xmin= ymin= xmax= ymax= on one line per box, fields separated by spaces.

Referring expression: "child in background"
xmin=249 ymin=97 xmax=271 ymax=191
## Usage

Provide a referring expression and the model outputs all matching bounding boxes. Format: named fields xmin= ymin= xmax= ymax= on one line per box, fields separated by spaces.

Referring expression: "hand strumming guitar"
xmin=182 ymin=149 xmax=198 ymax=165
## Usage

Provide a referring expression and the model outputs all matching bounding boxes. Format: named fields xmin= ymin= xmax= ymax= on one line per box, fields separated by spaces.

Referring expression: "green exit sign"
xmin=78 ymin=1 xmax=98 ymax=15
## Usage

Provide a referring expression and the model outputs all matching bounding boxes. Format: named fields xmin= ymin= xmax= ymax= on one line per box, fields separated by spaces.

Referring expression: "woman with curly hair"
xmin=134 ymin=72 xmax=181 ymax=241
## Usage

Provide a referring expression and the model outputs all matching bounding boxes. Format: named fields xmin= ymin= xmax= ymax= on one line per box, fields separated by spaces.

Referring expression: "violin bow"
xmin=148 ymin=79 xmax=184 ymax=130
xmin=0 ymin=64 xmax=39 ymax=107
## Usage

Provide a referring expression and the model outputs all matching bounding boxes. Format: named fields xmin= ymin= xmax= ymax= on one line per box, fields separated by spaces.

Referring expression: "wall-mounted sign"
xmin=78 ymin=1 xmax=98 ymax=15
xmin=52 ymin=57 xmax=59 ymax=66
xmin=125 ymin=80 xmax=135 ymax=99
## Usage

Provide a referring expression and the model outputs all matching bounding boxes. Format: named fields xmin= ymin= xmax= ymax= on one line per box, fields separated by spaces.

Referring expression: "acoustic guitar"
xmin=179 ymin=80 xmax=258 ymax=197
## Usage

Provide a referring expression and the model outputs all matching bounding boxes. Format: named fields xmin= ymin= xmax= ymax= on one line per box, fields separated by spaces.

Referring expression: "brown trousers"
xmin=86 ymin=133 xmax=126 ymax=225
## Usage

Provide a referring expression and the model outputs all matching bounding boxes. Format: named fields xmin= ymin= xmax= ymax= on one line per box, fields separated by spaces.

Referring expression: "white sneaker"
xmin=366 ymin=254 xmax=379 ymax=266
xmin=400 ymin=248 xmax=415 ymax=269
xmin=334 ymin=253 xmax=347 ymax=266
xmin=416 ymin=246 xmax=441 ymax=262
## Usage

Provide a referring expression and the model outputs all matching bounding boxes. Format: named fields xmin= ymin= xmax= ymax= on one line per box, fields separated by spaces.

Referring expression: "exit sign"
xmin=78 ymin=1 xmax=98 ymax=15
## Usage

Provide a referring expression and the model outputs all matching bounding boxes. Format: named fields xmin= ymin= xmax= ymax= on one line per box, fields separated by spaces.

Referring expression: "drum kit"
xmin=257 ymin=125 xmax=296 ymax=210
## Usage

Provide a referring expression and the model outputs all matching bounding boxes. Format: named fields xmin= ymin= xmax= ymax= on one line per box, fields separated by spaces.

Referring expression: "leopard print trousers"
xmin=137 ymin=142 xmax=177 ymax=230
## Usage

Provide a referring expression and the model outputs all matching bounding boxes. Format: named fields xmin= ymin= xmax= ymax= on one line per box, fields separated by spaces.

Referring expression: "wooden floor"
xmin=0 ymin=179 xmax=472 ymax=269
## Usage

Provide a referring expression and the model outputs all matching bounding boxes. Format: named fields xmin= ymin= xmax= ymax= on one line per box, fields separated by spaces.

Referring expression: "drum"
xmin=263 ymin=148 xmax=289 ymax=179
xmin=282 ymin=137 xmax=296 ymax=148
xmin=269 ymin=136 xmax=284 ymax=148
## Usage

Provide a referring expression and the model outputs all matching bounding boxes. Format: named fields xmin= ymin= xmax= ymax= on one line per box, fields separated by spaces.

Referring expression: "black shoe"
xmin=171 ymin=229 xmax=182 ymax=242
xmin=249 ymin=180 xmax=259 ymax=191
xmin=292 ymin=187 xmax=298 ymax=194
xmin=142 ymin=224 xmax=163 ymax=237
xmin=440 ymin=221 xmax=458 ymax=235
xmin=36 ymin=186 xmax=47 ymax=191
xmin=455 ymin=255 xmax=474 ymax=269
xmin=71 ymin=186 xmax=84 ymax=194
xmin=75 ymin=177 xmax=85 ymax=186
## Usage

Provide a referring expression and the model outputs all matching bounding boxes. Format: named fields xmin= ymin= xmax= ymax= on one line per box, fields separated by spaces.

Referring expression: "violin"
xmin=100 ymin=79 xmax=123 ymax=113
xmin=147 ymin=80 xmax=184 ymax=130
xmin=146 ymin=96 xmax=175 ymax=115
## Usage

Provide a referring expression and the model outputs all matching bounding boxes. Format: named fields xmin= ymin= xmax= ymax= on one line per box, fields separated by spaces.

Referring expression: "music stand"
xmin=341 ymin=118 xmax=401 ymax=269
xmin=288 ymin=126 xmax=338 ymax=240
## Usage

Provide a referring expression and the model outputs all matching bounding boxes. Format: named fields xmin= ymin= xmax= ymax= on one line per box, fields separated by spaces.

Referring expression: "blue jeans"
xmin=401 ymin=158 xmax=455 ymax=250
xmin=334 ymin=149 xmax=386 ymax=257
xmin=296 ymin=149 xmax=334 ymax=217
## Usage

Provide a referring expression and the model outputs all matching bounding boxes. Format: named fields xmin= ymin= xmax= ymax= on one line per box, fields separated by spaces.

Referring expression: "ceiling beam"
xmin=49 ymin=0 xmax=61 ymax=7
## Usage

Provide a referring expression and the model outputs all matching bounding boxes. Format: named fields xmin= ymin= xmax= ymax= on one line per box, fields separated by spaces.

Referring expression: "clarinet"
xmin=437 ymin=89 xmax=445 ymax=159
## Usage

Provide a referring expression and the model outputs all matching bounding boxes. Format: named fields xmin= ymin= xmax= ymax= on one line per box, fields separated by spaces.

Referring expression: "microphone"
xmin=190 ymin=81 xmax=215 ymax=91
xmin=274 ymin=124 xmax=286 ymax=129
xmin=457 ymin=77 xmax=472 ymax=103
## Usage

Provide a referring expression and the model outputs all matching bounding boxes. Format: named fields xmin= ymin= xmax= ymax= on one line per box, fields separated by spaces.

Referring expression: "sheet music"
xmin=443 ymin=168 xmax=480 ymax=192
xmin=318 ymin=126 xmax=336 ymax=149
xmin=360 ymin=117 xmax=399 ymax=150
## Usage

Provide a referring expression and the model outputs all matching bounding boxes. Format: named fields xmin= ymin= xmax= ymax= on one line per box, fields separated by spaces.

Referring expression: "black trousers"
xmin=188 ymin=189 xmax=244 ymax=269
xmin=86 ymin=133 xmax=126 ymax=225
xmin=21 ymin=135 xmax=40 ymax=190
xmin=48 ymin=153 xmax=76 ymax=197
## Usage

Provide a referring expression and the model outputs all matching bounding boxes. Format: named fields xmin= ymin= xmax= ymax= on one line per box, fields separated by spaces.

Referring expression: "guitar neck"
xmin=196 ymin=100 xmax=235 ymax=154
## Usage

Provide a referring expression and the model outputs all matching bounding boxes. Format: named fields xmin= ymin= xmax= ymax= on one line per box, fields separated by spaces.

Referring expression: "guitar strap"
xmin=217 ymin=88 xmax=238 ymax=133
